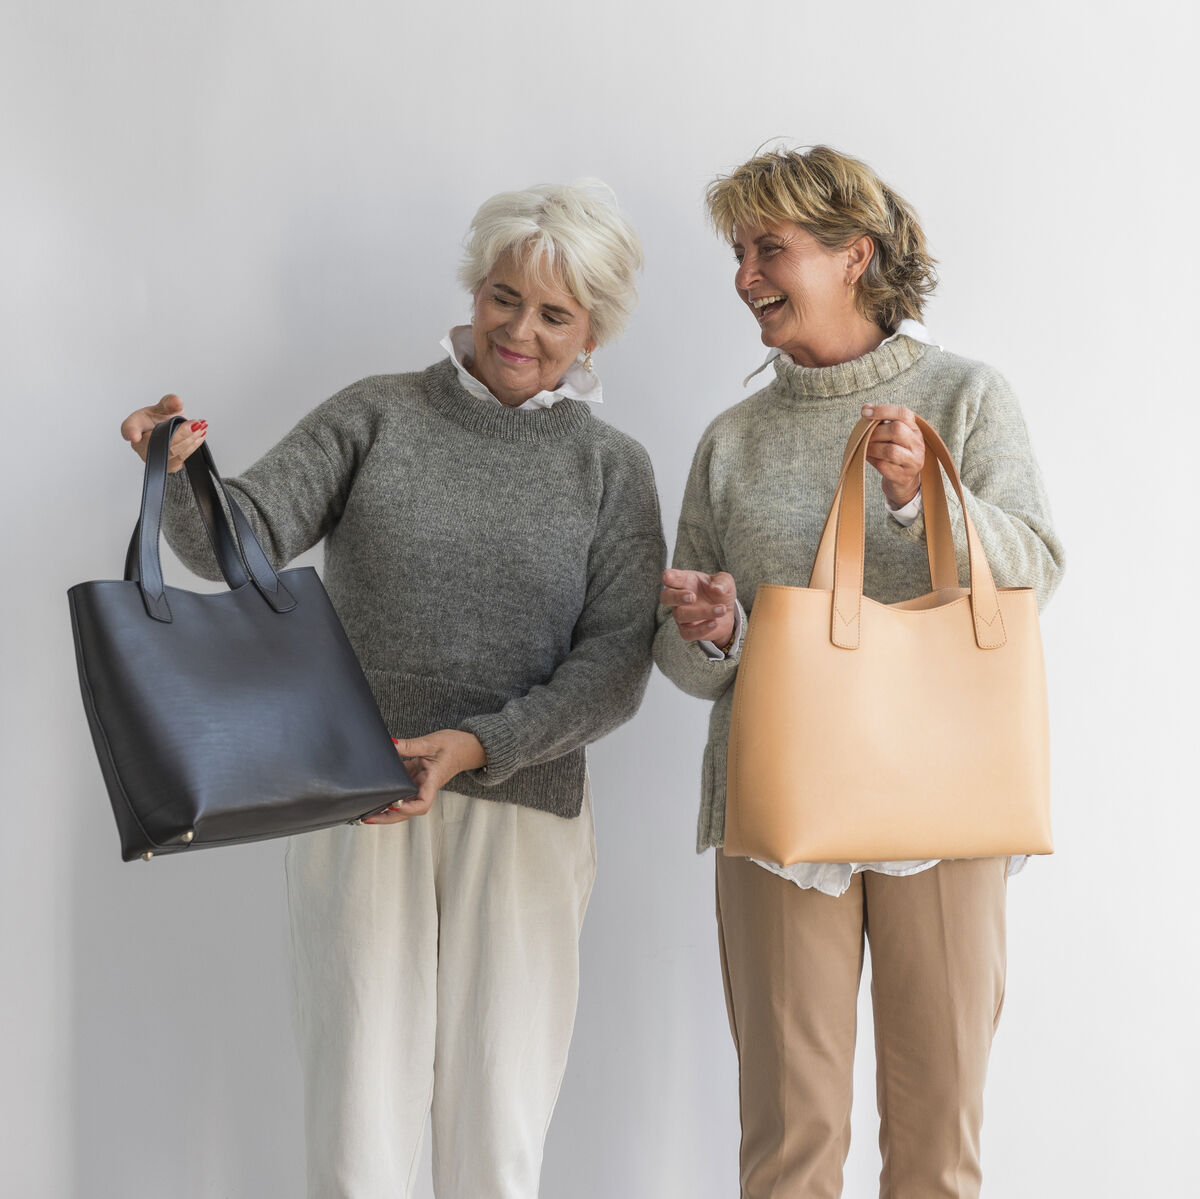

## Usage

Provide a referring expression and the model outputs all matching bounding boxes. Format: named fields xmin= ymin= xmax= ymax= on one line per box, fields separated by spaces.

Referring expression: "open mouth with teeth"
xmin=751 ymin=294 xmax=787 ymax=321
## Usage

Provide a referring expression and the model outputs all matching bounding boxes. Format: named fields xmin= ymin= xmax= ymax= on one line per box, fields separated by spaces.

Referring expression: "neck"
xmin=780 ymin=313 xmax=887 ymax=369
xmin=463 ymin=354 xmax=530 ymax=408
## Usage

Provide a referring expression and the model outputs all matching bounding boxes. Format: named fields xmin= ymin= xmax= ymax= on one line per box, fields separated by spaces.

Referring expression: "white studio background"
xmin=2 ymin=2 xmax=1196 ymax=1196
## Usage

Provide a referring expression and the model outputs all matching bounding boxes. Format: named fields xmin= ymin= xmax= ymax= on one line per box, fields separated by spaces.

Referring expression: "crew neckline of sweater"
xmin=768 ymin=333 xmax=928 ymax=400
xmin=422 ymin=357 xmax=594 ymax=443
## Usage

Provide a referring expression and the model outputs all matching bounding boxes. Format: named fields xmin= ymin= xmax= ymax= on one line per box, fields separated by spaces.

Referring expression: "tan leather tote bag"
xmin=723 ymin=415 xmax=1052 ymax=865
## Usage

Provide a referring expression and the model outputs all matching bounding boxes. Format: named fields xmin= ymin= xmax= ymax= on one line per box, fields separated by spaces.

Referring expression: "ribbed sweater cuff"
xmin=459 ymin=711 xmax=523 ymax=785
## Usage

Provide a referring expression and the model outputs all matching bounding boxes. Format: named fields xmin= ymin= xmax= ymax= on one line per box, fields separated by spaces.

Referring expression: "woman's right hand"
xmin=660 ymin=568 xmax=737 ymax=645
xmin=120 ymin=393 xmax=207 ymax=472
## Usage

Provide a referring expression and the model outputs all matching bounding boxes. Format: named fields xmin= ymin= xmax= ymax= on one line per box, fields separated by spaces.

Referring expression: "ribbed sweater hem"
xmin=362 ymin=666 xmax=586 ymax=816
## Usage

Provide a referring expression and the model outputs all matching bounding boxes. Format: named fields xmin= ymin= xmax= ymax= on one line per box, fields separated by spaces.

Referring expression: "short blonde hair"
xmin=705 ymin=145 xmax=937 ymax=332
xmin=458 ymin=182 xmax=644 ymax=347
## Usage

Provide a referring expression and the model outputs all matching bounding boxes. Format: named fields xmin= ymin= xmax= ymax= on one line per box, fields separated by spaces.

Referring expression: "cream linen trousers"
xmin=284 ymin=782 xmax=596 ymax=1199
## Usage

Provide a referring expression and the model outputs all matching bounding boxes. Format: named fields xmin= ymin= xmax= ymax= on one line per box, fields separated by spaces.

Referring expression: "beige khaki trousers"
xmin=715 ymin=853 xmax=1008 ymax=1199
xmin=285 ymin=785 xmax=596 ymax=1199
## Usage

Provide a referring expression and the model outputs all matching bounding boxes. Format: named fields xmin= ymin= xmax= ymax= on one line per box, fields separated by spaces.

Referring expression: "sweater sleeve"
xmin=458 ymin=446 xmax=666 ymax=785
xmin=891 ymin=368 xmax=1065 ymax=611
xmin=652 ymin=433 xmax=745 ymax=701
xmin=160 ymin=384 xmax=371 ymax=579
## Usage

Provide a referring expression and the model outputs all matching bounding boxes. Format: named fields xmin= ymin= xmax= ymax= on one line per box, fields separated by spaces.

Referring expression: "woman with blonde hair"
xmin=120 ymin=181 xmax=664 ymax=1199
xmin=655 ymin=145 xmax=1064 ymax=1198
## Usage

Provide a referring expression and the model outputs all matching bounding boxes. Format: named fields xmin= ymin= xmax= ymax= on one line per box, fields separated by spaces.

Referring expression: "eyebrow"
xmin=493 ymin=282 xmax=576 ymax=319
xmin=731 ymin=233 xmax=780 ymax=250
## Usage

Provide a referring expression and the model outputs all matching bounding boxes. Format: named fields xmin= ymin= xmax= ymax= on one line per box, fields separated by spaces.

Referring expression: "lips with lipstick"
xmin=751 ymin=294 xmax=787 ymax=322
xmin=494 ymin=342 xmax=535 ymax=364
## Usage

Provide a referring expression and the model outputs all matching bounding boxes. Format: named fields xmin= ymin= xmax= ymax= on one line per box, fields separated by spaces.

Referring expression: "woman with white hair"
xmin=119 ymin=182 xmax=664 ymax=1199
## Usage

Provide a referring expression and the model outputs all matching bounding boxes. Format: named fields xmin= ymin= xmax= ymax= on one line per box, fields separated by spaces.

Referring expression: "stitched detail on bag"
xmin=833 ymin=603 xmax=859 ymax=626
xmin=978 ymin=603 xmax=1008 ymax=647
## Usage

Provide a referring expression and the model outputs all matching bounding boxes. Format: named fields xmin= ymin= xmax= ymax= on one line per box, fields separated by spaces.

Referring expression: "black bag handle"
xmin=125 ymin=442 xmax=249 ymax=592
xmin=126 ymin=417 xmax=296 ymax=623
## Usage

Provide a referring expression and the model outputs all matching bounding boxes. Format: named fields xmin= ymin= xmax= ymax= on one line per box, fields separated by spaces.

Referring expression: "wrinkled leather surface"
xmin=69 ymin=417 xmax=416 ymax=861
xmin=724 ymin=416 xmax=1052 ymax=865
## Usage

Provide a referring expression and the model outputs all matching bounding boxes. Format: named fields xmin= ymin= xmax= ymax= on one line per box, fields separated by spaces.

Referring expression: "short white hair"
xmin=458 ymin=181 xmax=644 ymax=347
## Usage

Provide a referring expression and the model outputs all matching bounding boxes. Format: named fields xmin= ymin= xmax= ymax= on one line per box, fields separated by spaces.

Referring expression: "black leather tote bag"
xmin=68 ymin=417 xmax=416 ymax=861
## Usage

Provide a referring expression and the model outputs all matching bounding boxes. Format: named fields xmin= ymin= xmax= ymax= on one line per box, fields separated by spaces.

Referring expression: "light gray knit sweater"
xmin=652 ymin=336 xmax=1065 ymax=852
xmin=163 ymin=357 xmax=666 ymax=817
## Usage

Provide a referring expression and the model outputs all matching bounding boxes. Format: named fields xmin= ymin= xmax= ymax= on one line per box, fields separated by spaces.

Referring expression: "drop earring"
xmin=583 ymin=350 xmax=594 ymax=372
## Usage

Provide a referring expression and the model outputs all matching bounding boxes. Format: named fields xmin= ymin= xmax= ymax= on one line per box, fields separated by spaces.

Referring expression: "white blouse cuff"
xmin=885 ymin=484 xmax=923 ymax=527
xmin=698 ymin=601 xmax=745 ymax=660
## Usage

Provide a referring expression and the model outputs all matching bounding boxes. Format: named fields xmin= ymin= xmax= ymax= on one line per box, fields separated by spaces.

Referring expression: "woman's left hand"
xmin=363 ymin=731 xmax=487 ymax=824
xmin=862 ymin=404 xmax=925 ymax=507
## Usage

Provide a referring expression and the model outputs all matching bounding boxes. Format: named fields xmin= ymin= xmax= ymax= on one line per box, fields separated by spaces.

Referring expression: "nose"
xmin=734 ymin=255 xmax=759 ymax=295
xmin=507 ymin=304 xmax=537 ymax=341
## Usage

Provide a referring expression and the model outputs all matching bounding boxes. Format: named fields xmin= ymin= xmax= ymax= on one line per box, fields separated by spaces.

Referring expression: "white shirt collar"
xmin=440 ymin=325 xmax=603 ymax=411
xmin=742 ymin=319 xmax=941 ymax=387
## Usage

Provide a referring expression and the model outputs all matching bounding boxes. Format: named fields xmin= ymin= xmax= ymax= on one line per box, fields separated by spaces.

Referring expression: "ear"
xmin=845 ymin=235 xmax=876 ymax=283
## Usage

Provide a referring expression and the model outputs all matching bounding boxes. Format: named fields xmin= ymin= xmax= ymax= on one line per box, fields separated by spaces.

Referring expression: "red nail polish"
xmin=190 ymin=421 xmax=202 ymax=432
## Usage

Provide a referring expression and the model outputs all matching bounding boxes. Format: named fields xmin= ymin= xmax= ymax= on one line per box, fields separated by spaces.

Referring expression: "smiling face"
xmin=732 ymin=220 xmax=875 ymax=367
xmin=469 ymin=255 xmax=594 ymax=406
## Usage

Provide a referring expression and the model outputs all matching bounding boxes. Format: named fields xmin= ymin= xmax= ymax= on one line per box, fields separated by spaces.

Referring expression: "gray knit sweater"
xmin=163 ymin=357 xmax=666 ymax=817
xmin=652 ymin=336 xmax=1065 ymax=851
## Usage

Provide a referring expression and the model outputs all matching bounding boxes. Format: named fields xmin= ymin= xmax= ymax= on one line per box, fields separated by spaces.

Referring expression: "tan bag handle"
xmin=810 ymin=416 xmax=1006 ymax=651
xmin=823 ymin=424 xmax=958 ymax=593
